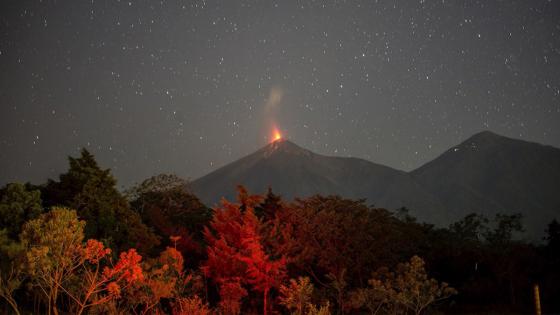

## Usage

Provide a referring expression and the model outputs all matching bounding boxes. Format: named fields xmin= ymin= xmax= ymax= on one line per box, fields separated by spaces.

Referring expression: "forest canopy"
xmin=0 ymin=149 xmax=558 ymax=314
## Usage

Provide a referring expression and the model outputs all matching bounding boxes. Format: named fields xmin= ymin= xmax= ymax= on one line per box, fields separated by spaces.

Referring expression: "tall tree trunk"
xmin=47 ymin=292 xmax=52 ymax=315
xmin=263 ymin=289 xmax=268 ymax=315
xmin=52 ymin=286 xmax=59 ymax=315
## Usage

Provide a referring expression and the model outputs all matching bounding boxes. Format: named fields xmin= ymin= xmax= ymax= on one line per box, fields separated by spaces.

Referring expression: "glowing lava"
xmin=272 ymin=127 xmax=282 ymax=142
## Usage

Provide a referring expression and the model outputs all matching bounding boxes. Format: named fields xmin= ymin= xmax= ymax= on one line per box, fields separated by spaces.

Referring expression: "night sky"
xmin=1 ymin=0 xmax=559 ymax=188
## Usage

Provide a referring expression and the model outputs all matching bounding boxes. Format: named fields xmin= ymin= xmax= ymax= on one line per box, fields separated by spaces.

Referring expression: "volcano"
xmin=191 ymin=138 xmax=446 ymax=223
xmin=412 ymin=130 xmax=560 ymax=238
xmin=191 ymin=132 xmax=560 ymax=240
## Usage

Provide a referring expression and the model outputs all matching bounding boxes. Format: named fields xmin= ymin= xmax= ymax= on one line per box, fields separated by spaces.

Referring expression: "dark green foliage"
xmin=0 ymin=183 xmax=43 ymax=239
xmin=271 ymin=196 xmax=403 ymax=293
xmin=129 ymin=174 xmax=211 ymax=261
xmin=41 ymin=149 xmax=159 ymax=254
xmin=0 ymin=147 xmax=559 ymax=314
xmin=484 ymin=213 xmax=524 ymax=246
xmin=125 ymin=173 xmax=188 ymax=201
xmin=449 ymin=213 xmax=488 ymax=243
xmin=426 ymin=212 xmax=544 ymax=313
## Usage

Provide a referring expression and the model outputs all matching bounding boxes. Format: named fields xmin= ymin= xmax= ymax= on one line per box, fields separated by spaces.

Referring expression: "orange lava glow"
xmin=272 ymin=127 xmax=282 ymax=142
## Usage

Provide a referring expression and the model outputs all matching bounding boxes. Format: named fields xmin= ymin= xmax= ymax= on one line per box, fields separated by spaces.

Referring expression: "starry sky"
xmin=1 ymin=0 xmax=559 ymax=188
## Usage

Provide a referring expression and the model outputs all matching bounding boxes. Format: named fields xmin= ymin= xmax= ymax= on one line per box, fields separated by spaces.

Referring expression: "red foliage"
xmin=238 ymin=207 xmax=286 ymax=315
xmin=172 ymin=295 xmax=212 ymax=315
xmin=104 ymin=248 xmax=144 ymax=283
xmin=159 ymin=225 xmax=204 ymax=256
xmin=83 ymin=239 xmax=112 ymax=264
xmin=203 ymin=187 xmax=286 ymax=315
xmin=218 ymin=278 xmax=247 ymax=315
xmin=159 ymin=247 xmax=185 ymax=275
xmin=106 ymin=281 xmax=121 ymax=298
xmin=203 ymin=201 xmax=247 ymax=282
xmin=62 ymin=240 xmax=145 ymax=315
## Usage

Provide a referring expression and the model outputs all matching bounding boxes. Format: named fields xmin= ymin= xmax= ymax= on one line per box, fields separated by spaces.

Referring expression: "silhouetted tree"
xmin=357 ymin=256 xmax=456 ymax=315
xmin=484 ymin=213 xmax=524 ymax=246
xmin=0 ymin=183 xmax=43 ymax=239
xmin=125 ymin=173 xmax=189 ymax=201
xmin=129 ymin=175 xmax=210 ymax=259
xmin=0 ymin=229 xmax=25 ymax=315
xmin=41 ymin=149 xmax=159 ymax=254
xmin=545 ymin=219 xmax=560 ymax=253
xmin=268 ymin=195 xmax=397 ymax=312
xmin=449 ymin=213 xmax=488 ymax=243
xmin=256 ymin=187 xmax=282 ymax=219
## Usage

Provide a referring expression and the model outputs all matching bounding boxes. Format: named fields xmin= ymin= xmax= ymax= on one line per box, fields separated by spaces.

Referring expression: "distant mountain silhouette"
xmin=191 ymin=132 xmax=560 ymax=240
xmin=411 ymin=130 xmax=560 ymax=239
xmin=191 ymin=139 xmax=445 ymax=223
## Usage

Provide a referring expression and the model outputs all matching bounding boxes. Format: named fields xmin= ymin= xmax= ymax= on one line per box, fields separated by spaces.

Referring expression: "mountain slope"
xmin=191 ymin=139 xmax=445 ymax=223
xmin=191 ymin=132 xmax=560 ymax=240
xmin=412 ymin=131 xmax=560 ymax=238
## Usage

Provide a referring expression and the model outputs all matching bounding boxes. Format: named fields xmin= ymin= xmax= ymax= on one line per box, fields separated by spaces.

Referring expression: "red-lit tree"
xmin=266 ymin=196 xmax=390 ymax=312
xmin=128 ymin=176 xmax=211 ymax=262
xmin=202 ymin=187 xmax=286 ymax=315
xmin=203 ymin=199 xmax=249 ymax=314
xmin=70 ymin=241 xmax=144 ymax=315
xmin=203 ymin=200 xmax=247 ymax=279
xmin=128 ymin=246 xmax=185 ymax=315
xmin=238 ymin=206 xmax=286 ymax=315
xmin=217 ymin=278 xmax=247 ymax=315
xmin=20 ymin=208 xmax=145 ymax=315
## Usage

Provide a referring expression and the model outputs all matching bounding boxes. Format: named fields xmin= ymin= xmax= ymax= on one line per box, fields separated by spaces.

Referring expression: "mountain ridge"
xmin=192 ymin=138 xmax=446 ymax=223
xmin=191 ymin=131 xmax=560 ymax=240
xmin=411 ymin=130 xmax=560 ymax=239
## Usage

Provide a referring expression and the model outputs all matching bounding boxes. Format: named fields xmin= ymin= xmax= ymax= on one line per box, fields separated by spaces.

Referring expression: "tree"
xmin=41 ymin=149 xmax=159 ymax=254
xmin=20 ymin=207 xmax=86 ymax=315
xmin=545 ymin=219 xmax=560 ymax=252
xmin=484 ymin=213 xmax=524 ymax=246
xmin=0 ymin=183 xmax=43 ymax=239
xmin=366 ymin=256 xmax=457 ymax=315
xmin=270 ymin=196 xmax=385 ymax=295
xmin=483 ymin=213 xmax=525 ymax=306
xmin=19 ymin=207 xmax=146 ymax=315
xmin=238 ymin=207 xmax=286 ymax=315
xmin=349 ymin=286 xmax=385 ymax=315
xmin=326 ymin=269 xmax=348 ymax=314
xmin=0 ymin=182 xmax=42 ymax=314
xmin=279 ymin=277 xmax=314 ymax=315
xmin=0 ymin=229 xmax=25 ymax=315
xmin=203 ymin=187 xmax=286 ymax=315
xmin=449 ymin=213 xmax=488 ymax=243
xmin=255 ymin=187 xmax=283 ymax=219
xmin=203 ymin=197 xmax=252 ymax=314
xmin=203 ymin=200 xmax=248 ymax=284
xmin=128 ymin=246 xmax=185 ymax=315
xmin=129 ymin=175 xmax=210 ymax=259
xmin=217 ymin=278 xmax=247 ymax=315
xmin=306 ymin=302 xmax=331 ymax=315
xmin=68 ymin=242 xmax=144 ymax=315
xmin=125 ymin=173 xmax=189 ymax=201
xmin=542 ymin=219 xmax=560 ymax=311
xmin=172 ymin=295 xmax=212 ymax=315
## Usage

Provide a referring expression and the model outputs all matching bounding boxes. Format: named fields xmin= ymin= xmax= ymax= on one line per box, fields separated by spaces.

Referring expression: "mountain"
xmin=191 ymin=132 xmax=560 ymax=240
xmin=191 ymin=139 xmax=446 ymax=223
xmin=411 ymin=130 xmax=560 ymax=239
